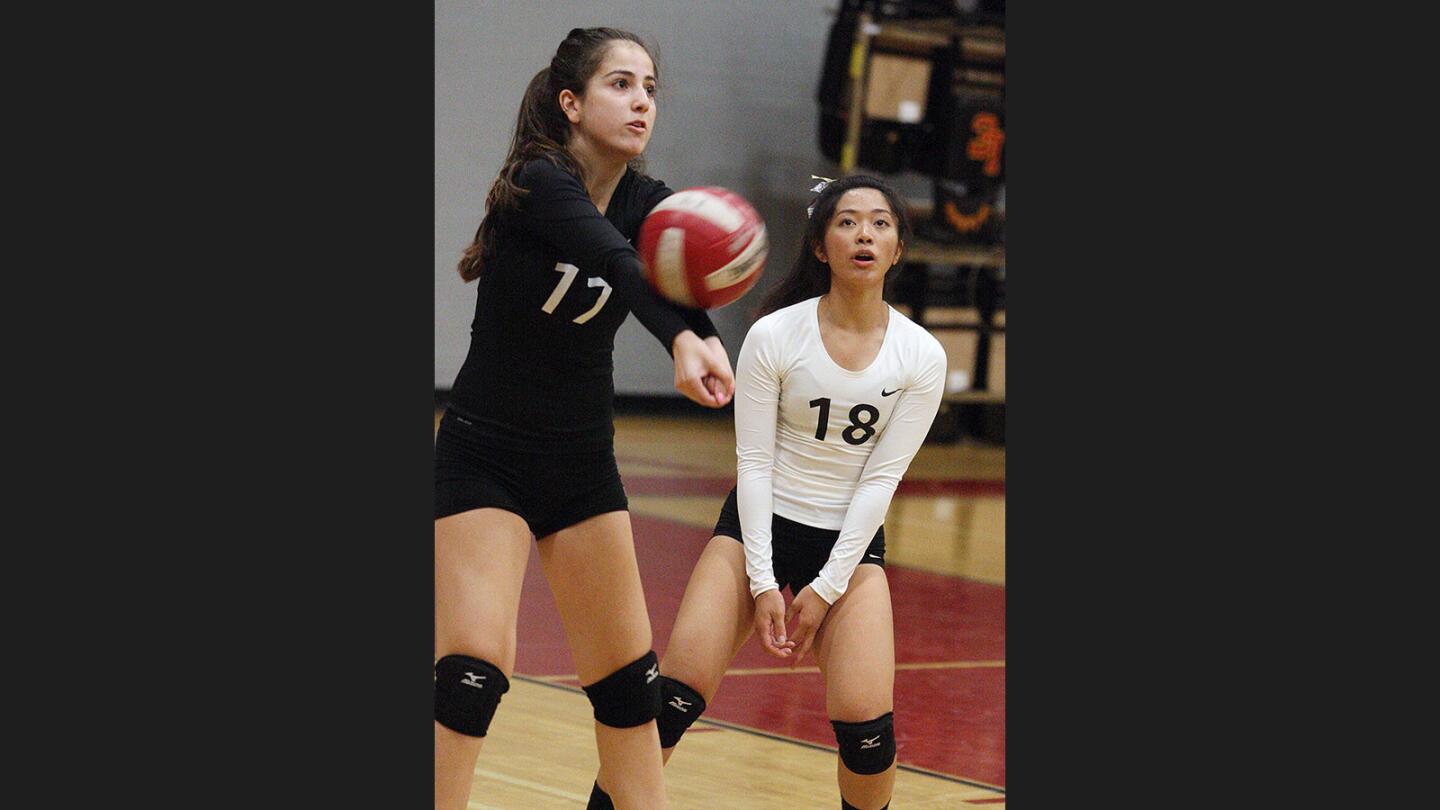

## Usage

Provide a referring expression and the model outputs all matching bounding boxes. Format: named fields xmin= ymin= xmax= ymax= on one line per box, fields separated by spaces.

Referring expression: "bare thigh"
xmin=661 ymin=535 xmax=755 ymax=700
xmin=434 ymin=507 xmax=534 ymax=672
xmin=536 ymin=510 xmax=653 ymax=682
xmin=815 ymin=565 xmax=895 ymax=721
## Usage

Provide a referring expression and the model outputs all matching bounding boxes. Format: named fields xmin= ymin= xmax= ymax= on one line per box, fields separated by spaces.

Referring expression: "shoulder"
xmin=517 ymin=157 xmax=581 ymax=192
xmin=630 ymin=169 xmax=671 ymax=202
xmin=741 ymin=298 xmax=816 ymax=364
xmin=628 ymin=169 xmax=673 ymax=217
xmin=889 ymin=307 xmax=947 ymax=366
xmin=744 ymin=309 xmax=783 ymax=347
xmin=740 ymin=304 xmax=790 ymax=354
xmin=755 ymin=297 xmax=816 ymax=339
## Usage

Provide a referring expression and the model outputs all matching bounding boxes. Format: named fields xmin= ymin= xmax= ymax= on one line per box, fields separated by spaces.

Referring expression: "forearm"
xmin=811 ymin=362 xmax=945 ymax=603
xmin=734 ymin=324 xmax=780 ymax=596
xmin=609 ymin=261 xmax=693 ymax=351
xmin=809 ymin=478 xmax=899 ymax=604
xmin=736 ymin=470 xmax=779 ymax=597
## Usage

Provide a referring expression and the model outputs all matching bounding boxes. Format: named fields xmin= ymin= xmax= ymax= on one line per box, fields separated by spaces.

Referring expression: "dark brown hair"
xmin=456 ymin=27 xmax=656 ymax=282
xmin=753 ymin=174 xmax=913 ymax=319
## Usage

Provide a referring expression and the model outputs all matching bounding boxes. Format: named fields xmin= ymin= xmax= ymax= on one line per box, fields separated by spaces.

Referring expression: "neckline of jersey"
xmin=810 ymin=295 xmax=896 ymax=377
xmin=600 ymin=166 xmax=633 ymax=220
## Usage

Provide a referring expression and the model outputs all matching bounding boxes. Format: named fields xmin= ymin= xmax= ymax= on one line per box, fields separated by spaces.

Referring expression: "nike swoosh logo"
xmin=881 ymin=388 xmax=900 ymax=397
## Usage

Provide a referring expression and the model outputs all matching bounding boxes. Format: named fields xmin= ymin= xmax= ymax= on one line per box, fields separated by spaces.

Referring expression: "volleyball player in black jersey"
xmin=434 ymin=28 xmax=733 ymax=810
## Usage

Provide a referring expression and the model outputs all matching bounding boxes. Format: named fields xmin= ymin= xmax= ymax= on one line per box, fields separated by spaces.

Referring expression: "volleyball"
xmin=638 ymin=187 xmax=768 ymax=309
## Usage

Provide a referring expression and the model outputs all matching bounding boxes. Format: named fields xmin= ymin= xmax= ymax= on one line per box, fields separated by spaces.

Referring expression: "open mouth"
xmin=627 ymin=121 xmax=647 ymax=133
xmin=852 ymin=250 xmax=876 ymax=265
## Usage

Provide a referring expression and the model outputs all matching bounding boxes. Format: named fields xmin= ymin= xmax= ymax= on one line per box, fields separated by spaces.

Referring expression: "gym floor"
xmin=438 ymin=409 xmax=1006 ymax=808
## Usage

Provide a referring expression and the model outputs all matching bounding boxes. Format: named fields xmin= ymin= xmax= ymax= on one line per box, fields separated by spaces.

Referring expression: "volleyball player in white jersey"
xmin=631 ymin=174 xmax=946 ymax=810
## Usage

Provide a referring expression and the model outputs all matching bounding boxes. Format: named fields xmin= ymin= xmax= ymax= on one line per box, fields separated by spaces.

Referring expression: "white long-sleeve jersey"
xmin=734 ymin=296 xmax=947 ymax=604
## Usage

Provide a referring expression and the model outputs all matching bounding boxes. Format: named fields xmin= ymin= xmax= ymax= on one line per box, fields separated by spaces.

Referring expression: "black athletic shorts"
xmin=713 ymin=486 xmax=885 ymax=595
xmin=434 ymin=407 xmax=629 ymax=538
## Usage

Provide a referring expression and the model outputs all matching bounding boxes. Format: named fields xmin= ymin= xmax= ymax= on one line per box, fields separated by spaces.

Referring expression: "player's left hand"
xmin=784 ymin=585 xmax=831 ymax=668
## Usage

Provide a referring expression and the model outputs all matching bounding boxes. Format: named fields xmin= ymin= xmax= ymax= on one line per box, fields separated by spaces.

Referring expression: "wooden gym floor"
xmin=437 ymin=409 xmax=1006 ymax=808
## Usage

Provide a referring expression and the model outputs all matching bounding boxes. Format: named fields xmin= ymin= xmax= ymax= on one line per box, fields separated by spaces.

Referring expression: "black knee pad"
xmin=581 ymin=651 xmax=662 ymax=728
xmin=841 ymin=801 xmax=889 ymax=810
xmin=434 ymin=654 xmax=510 ymax=737
xmin=831 ymin=712 xmax=896 ymax=775
xmin=655 ymin=675 xmax=707 ymax=748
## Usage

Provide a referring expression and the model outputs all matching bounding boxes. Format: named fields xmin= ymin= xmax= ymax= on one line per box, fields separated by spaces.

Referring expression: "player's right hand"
xmin=753 ymin=589 xmax=794 ymax=659
xmin=672 ymin=330 xmax=726 ymax=408
xmin=701 ymin=336 xmax=735 ymax=405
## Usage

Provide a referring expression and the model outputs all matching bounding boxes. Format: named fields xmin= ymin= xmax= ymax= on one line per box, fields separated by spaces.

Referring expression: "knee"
xmin=660 ymin=656 xmax=720 ymax=703
xmin=434 ymin=653 xmax=511 ymax=737
xmin=831 ymin=711 xmax=896 ymax=775
xmin=581 ymin=651 xmax=662 ymax=729
xmin=828 ymin=684 xmax=891 ymax=729
xmin=435 ymin=623 xmax=516 ymax=677
xmin=655 ymin=675 xmax=708 ymax=748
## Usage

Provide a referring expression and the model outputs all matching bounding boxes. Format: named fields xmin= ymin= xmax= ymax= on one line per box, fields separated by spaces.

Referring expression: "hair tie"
xmin=806 ymin=174 xmax=835 ymax=218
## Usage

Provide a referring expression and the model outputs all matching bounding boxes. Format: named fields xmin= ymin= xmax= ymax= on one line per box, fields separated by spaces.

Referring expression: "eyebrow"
xmin=835 ymin=208 xmax=893 ymax=215
xmin=604 ymin=69 xmax=657 ymax=83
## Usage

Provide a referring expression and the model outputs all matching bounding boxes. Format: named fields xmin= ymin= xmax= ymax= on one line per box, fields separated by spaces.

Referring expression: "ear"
xmin=893 ymin=239 xmax=905 ymax=266
xmin=813 ymin=243 xmax=827 ymax=264
xmin=558 ymin=88 xmax=581 ymax=124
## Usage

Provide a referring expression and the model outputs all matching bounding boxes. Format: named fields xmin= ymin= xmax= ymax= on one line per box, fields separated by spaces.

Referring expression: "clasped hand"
xmin=754 ymin=585 xmax=830 ymax=667
xmin=672 ymin=331 xmax=734 ymax=408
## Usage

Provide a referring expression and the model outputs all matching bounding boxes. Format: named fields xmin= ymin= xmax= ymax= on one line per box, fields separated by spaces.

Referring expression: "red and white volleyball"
xmin=638 ymin=187 xmax=768 ymax=309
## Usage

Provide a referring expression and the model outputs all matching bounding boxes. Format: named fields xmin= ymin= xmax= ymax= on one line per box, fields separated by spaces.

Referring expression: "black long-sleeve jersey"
xmin=447 ymin=158 xmax=719 ymax=454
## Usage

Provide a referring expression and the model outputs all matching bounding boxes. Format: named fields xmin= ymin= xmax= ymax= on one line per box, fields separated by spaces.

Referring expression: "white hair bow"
xmin=806 ymin=174 xmax=836 ymax=218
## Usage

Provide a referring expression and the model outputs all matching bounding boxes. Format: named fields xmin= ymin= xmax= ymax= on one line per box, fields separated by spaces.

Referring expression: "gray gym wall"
xmin=435 ymin=0 xmax=927 ymax=394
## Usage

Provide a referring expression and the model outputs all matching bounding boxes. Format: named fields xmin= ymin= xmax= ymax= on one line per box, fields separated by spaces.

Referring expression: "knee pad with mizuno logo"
xmin=581 ymin=651 xmax=662 ymax=728
xmin=831 ymin=711 xmax=896 ymax=775
xmin=655 ymin=675 xmax=707 ymax=748
xmin=434 ymin=654 xmax=510 ymax=737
